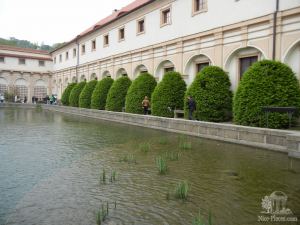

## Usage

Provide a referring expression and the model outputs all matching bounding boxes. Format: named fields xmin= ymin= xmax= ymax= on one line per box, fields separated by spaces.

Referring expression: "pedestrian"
xmin=142 ymin=96 xmax=150 ymax=115
xmin=0 ymin=93 xmax=4 ymax=103
xmin=187 ymin=96 xmax=196 ymax=120
xmin=15 ymin=95 xmax=18 ymax=103
xmin=50 ymin=95 xmax=53 ymax=105
xmin=24 ymin=96 xmax=27 ymax=103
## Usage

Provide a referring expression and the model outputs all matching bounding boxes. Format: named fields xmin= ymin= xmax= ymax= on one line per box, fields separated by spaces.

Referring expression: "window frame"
xmin=192 ymin=0 xmax=208 ymax=16
xmin=81 ymin=44 xmax=86 ymax=55
xmin=137 ymin=18 xmax=145 ymax=35
xmin=73 ymin=48 xmax=77 ymax=58
xmin=0 ymin=57 xmax=4 ymax=63
xmin=18 ymin=58 xmax=26 ymax=65
xmin=103 ymin=34 xmax=109 ymax=47
xmin=238 ymin=55 xmax=259 ymax=80
xmin=118 ymin=27 xmax=125 ymax=42
xmin=65 ymin=51 xmax=69 ymax=60
xmin=160 ymin=6 xmax=172 ymax=27
xmin=59 ymin=54 xmax=62 ymax=63
xmin=91 ymin=39 xmax=96 ymax=51
xmin=38 ymin=60 xmax=45 ymax=67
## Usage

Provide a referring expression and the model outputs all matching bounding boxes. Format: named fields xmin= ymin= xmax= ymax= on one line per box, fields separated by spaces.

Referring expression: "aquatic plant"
xmin=96 ymin=203 xmax=109 ymax=225
xmin=192 ymin=211 xmax=213 ymax=225
xmin=179 ymin=135 xmax=192 ymax=150
xmin=174 ymin=181 xmax=189 ymax=200
xmin=158 ymin=137 xmax=168 ymax=145
xmin=119 ymin=154 xmax=137 ymax=164
xmin=110 ymin=170 xmax=117 ymax=183
xmin=101 ymin=169 xmax=106 ymax=184
xmin=164 ymin=151 xmax=181 ymax=161
xmin=156 ymin=156 xmax=168 ymax=174
xmin=139 ymin=142 xmax=151 ymax=153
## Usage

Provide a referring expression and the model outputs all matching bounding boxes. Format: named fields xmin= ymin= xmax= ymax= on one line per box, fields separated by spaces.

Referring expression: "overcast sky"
xmin=0 ymin=0 xmax=133 ymax=45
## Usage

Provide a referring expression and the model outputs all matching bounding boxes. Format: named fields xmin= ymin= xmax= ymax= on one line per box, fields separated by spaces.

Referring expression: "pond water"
xmin=0 ymin=107 xmax=299 ymax=225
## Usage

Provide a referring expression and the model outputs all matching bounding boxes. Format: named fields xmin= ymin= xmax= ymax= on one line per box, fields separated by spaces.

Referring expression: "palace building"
xmin=1 ymin=0 xmax=300 ymax=100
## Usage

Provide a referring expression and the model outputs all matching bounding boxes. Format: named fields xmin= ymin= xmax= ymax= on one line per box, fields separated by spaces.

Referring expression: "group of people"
xmin=141 ymin=95 xmax=196 ymax=120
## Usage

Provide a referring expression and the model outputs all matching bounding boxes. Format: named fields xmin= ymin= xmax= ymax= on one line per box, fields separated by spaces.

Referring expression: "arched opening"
xmin=116 ymin=68 xmax=128 ymax=78
xmin=284 ymin=40 xmax=300 ymax=80
xmin=184 ymin=54 xmax=212 ymax=85
xmin=15 ymin=78 xmax=28 ymax=102
xmin=80 ymin=75 xmax=86 ymax=82
xmin=90 ymin=73 xmax=97 ymax=80
xmin=225 ymin=46 xmax=265 ymax=91
xmin=0 ymin=77 xmax=8 ymax=95
xmin=72 ymin=76 xmax=77 ymax=83
xmin=133 ymin=65 xmax=148 ymax=79
xmin=102 ymin=70 xmax=111 ymax=79
xmin=34 ymin=79 xmax=47 ymax=101
xmin=155 ymin=60 xmax=175 ymax=82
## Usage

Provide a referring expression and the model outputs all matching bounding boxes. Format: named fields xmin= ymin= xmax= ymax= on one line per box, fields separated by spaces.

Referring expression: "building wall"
xmin=52 ymin=0 xmax=300 ymax=98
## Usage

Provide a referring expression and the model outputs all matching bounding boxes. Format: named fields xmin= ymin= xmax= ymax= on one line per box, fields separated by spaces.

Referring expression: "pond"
xmin=0 ymin=107 xmax=299 ymax=225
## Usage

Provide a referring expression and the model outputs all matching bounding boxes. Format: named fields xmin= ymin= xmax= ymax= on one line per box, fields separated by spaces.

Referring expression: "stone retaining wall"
xmin=2 ymin=103 xmax=300 ymax=159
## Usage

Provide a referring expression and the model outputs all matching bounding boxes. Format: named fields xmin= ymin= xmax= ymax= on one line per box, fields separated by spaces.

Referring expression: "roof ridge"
xmin=0 ymin=44 xmax=50 ymax=55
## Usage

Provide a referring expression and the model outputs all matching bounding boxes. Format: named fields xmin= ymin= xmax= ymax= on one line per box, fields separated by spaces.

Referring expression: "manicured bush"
xmin=61 ymin=83 xmax=77 ymax=106
xmin=151 ymin=72 xmax=187 ymax=118
xmin=105 ymin=76 xmax=132 ymax=112
xmin=91 ymin=77 xmax=114 ymax=110
xmin=185 ymin=66 xmax=233 ymax=122
xmin=234 ymin=60 xmax=300 ymax=128
xmin=79 ymin=80 xmax=98 ymax=108
xmin=125 ymin=73 xmax=157 ymax=114
xmin=69 ymin=81 xmax=86 ymax=107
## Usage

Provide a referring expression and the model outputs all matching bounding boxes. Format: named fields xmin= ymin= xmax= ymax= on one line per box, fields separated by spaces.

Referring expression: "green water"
xmin=0 ymin=107 xmax=299 ymax=225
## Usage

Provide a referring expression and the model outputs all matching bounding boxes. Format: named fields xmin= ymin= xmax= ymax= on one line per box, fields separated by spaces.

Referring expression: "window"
xmin=81 ymin=44 xmax=86 ymax=54
xmin=59 ymin=54 xmax=62 ymax=62
xmin=104 ymin=34 xmax=109 ymax=46
xmin=164 ymin=67 xmax=174 ymax=73
xmin=196 ymin=62 xmax=209 ymax=73
xmin=92 ymin=40 xmax=96 ymax=51
xmin=73 ymin=48 xmax=77 ymax=57
xmin=161 ymin=7 xmax=171 ymax=26
xmin=137 ymin=18 xmax=145 ymax=34
xmin=0 ymin=57 xmax=4 ymax=63
xmin=65 ymin=51 xmax=69 ymax=60
xmin=19 ymin=58 xmax=25 ymax=65
xmin=239 ymin=56 xmax=258 ymax=80
xmin=193 ymin=0 xmax=207 ymax=14
xmin=39 ymin=60 xmax=45 ymax=66
xmin=54 ymin=57 xmax=56 ymax=64
xmin=119 ymin=28 xmax=125 ymax=41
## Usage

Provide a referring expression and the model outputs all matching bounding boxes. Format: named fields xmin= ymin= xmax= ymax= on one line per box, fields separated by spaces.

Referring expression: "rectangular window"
xmin=119 ymin=28 xmax=125 ymax=41
xmin=39 ymin=60 xmax=45 ymax=66
xmin=193 ymin=0 xmax=207 ymax=14
xmin=0 ymin=57 xmax=4 ymax=63
xmin=196 ymin=62 xmax=209 ymax=73
xmin=81 ymin=44 xmax=86 ymax=54
xmin=104 ymin=34 xmax=109 ymax=46
xmin=59 ymin=54 xmax=62 ymax=62
xmin=65 ymin=51 xmax=69 ymax=60
xmin=92 ymin=40 xmax=96 ymax=51
xmin=137 ymin=19 xmax=145 ymax=34
xmin=19 ymin=58 xmax=25 ymax=65
xmin=73 ymin=48 xmax=77 ymax=57
xmin=239 ymin=56 xmax=258 ymax=80
xmin=161 ymin=7 xmax=171 ymax=26
xmin=164 ymin=67 xmax=174 ymax=73
xmin=54 ymin=57 xmax=56 ymax=64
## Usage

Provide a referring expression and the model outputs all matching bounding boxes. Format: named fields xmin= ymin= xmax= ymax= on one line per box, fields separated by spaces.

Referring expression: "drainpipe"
xmin=272 ymin=0 xmax=279 ymax=60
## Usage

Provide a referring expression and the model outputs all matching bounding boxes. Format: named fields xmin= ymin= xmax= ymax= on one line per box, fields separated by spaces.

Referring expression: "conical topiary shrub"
xmin=105 ymin=76 xmax=132 ymax=112
xmin=61 ymin=83 xmax=76 ymax=106
xmin=79 ymin=80 xmax=98 ymax=108
xmin=125 ymin=72 xmax=157 ymax=114
xmin=69 ymin=81 xmax=86 ymax=107
xmin=91 ymin=77 xmax=114 ymax=110
xmin=185 ymin=66 xmax=233 ymax=122
xmin=234 ymin=60 xmax=300 ymax=128
xmin=151 ymin=72 xmax=186 ymax=118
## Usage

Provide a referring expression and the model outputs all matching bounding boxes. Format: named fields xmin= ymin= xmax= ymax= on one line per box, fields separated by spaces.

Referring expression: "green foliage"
xmin=125 ymin=73 xmax=157 ymax=114
xmin=61 ymin=83 xmax=76 ymax=106
xmin=79 ymin=80 xmax=98 ymax=108
xmin=156 ymin=156 xmax=168 ymax=174
xmin=105 ymin=76 xmax=132 ymax=112
xmin=174 ymin=181 xmax=189 ymax=200
xmin=185 ymin=66 xmax=233 ymax=122
xmin=91 ymin=77 xmax=114 ymax=110
xmin=192 ymin=211 xmax=213 ymax=225
xmin=151 ymin=72 xmax=187 ymax=117
xmin=69 ymin=81 xmax=86 ymax=107
xmin=139 ymin=142 xmax=151 ymax=153
xmin=234 ymin=60 xmax=300 ymax=128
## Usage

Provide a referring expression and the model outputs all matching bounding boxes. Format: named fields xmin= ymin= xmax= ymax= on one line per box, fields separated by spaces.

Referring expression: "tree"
xmin=105 ymin=76 xmax=132 ymax=112
xmin=61 ymin=83 xmax=77 ymax=106
xmin=185 ymin=66 xmax=233 ymax=122
xmin=79 ymin=80 xmax=98 ymax=108
xmin=125 ymin=73 xmax=157 ymax=114
xmin=234 ymin=60 xmax=300 ymax=128
xmin=91 ymin=77 xmax=114 ymax=110
xmin=69 ymin=81 xmax=86 ymax=107
xmin=151 ymin=72 xmax=187 ymax=118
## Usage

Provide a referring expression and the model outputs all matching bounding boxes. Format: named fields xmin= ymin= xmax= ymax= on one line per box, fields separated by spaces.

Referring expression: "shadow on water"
xmin=0 ymin=107 xmax=299 ymax=225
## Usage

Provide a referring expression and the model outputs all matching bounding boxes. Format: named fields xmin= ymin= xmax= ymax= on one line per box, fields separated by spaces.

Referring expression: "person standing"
xmin=142 ymin=96 xmax=150 ymax=115
xmin=24 ymin=96 xmax=27 ymax=103
xmin=187 ymin=96 xmax=196 ymax=120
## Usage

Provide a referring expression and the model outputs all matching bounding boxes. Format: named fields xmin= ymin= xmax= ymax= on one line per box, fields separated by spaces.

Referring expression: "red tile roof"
xmin=51 ymin=0 xmax=154 ymax=53
xmin=0 ymin=45 xmax=50 ymax=55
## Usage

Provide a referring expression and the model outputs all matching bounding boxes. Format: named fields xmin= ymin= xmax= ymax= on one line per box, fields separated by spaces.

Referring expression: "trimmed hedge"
xmin=79 ymin=80 xmax=98 ymax=108
xmin=185 ymin=66 xmax=233 ymax=122
xmin=69 ymin=81 xmax=86 ymax=107
xmin=151 ymin=72 xmax=187 ymax=118
xmin=125 ymin=73 xmax=157 ymax=114
xmin=61 ymin=83 xmax=76 ymax=106
xmin=91 ymin=77 xmax=114 ymax=110
xmin=105 ymin=76 xmax=132 ymax=112
xmin=234 ymin=60 xmax=300 ymax=128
